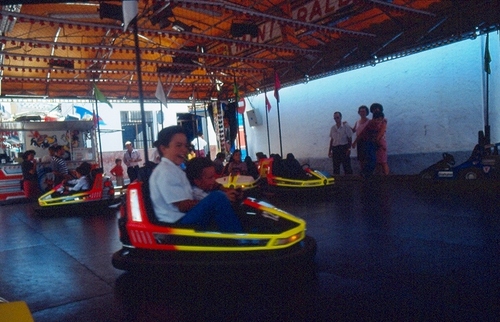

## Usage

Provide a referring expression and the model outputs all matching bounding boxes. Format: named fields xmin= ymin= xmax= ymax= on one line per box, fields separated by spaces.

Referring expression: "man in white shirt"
xmin=190 ymin=132 xmax=207 ymax=158
xmin=328 ymin=111 xmax=353 ymax=175
xmin=123 ymin=141 xmax=142 ymax=183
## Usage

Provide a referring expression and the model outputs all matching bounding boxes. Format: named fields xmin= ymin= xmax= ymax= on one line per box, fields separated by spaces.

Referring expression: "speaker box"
xmin=246 ymin=110 xmax=261 ymax=126
xmin=230 ymin=23 xmax=259 ymax=38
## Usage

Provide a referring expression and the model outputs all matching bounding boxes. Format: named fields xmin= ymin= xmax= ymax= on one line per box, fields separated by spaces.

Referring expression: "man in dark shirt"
xmin=51 ymin=145 xmax=69 ymax=185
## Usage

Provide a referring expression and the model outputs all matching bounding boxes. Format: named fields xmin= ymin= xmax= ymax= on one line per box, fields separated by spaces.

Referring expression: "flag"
xmin=274 ymin=71 xmax=281 ymax=103
xmin=265 ymin=92 xmax=272 ymax=112
xmin=122 ymin=0 xmax=138 ymax=31
xmin=93 ymin=84 xmax=113 ymax=108
xmin=92 ymin=110 xmax=98 ymax=128
xmin=237 ymin=98 xmax=246 ymax=114
xmin=74 ymin=106 xmax=105 ymax=125
xmin=155 ymin=78 xmax=168 ymax=107
xmin=485 ymin=33 xmax=491 ymax=75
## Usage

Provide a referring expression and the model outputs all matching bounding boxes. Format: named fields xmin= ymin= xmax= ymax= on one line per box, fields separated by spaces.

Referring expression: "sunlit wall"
xmin=243 ymin=33 xmax=499 ymax=173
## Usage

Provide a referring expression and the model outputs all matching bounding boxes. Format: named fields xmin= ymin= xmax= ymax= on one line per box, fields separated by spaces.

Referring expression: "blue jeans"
xmin=179 ymin=191 xmax=243 ymax=233
xmin=362 ymin=141 xmax=377 ymax=178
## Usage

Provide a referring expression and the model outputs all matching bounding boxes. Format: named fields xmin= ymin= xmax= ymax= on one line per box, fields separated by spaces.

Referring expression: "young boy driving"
xmin=149 ymin=126 xmax=243 ymax=233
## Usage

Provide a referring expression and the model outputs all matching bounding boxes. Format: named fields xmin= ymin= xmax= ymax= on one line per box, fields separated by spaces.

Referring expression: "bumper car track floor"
xmin=0 ymin=175 xmax=499 ymax=321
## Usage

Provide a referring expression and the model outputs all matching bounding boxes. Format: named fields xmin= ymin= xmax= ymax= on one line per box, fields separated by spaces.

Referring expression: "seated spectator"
xmin=226 ymin=149 xmax=248 ymax=175
xmin=244 ymin=156 xmax=260 ymax=179
xmin=283 ymin=153 xmax=308 ymax=179
xmin=256 ymin=152 xmax=267 ymax=161
xmin=270 ymin=154 xmax=285 ymax=177
xmin=149 ymin=126 xmax=243 ymax=233
xmin=213 ymin=152 xmax=225 ymax=175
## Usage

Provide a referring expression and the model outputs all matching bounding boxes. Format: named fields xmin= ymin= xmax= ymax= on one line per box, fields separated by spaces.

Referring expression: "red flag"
xmin=92 ymin=110 xmax=98 ymax=127
xmin=265 ymin=92 xmax=272 ymax=111
xmin=274 ymin=71 xmax=281 ymax=103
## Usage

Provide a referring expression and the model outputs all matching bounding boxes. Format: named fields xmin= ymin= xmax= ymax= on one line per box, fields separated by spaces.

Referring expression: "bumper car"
xmin=258 ymin=154 xmax=334 ymax=190
xmin=215 ymin=173 xmax=260 ymax=190
xmin=419 ymin=143 xmax=500 ymax=180
xmin=111 ymin=169 xmax=317 ymax=276
xmin=36 ymin=168 xmax=117 ymax=214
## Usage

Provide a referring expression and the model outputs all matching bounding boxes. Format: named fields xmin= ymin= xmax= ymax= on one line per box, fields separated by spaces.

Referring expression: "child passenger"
xmin=185 ymin=157 xmax=244 ymax=202
xmin=57 ymin=164 xmax=90 ymax=194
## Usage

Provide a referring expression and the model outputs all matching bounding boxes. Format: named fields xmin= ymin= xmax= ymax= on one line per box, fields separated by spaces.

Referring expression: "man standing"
xmin=191 ymin=131 xmax=207 ymax=158
xmin=52 ymin=145 xmax=70 ymax=185
xmin=123 ymin=141 xmax=142 ymax=183
xmin=328 ymin=111 xmax=353 ymax=175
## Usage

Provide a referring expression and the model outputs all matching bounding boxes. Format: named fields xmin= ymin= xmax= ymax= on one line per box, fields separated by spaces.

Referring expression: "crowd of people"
xmin=19 ymin=110 xmax=389 ymax=225
xmin=21 ymin=101 xmax=388 ymax=204
xmin=21 ymin=145 xmax=96 ymax=200
xmin=329 ymin=102 xmax=389 ymax=178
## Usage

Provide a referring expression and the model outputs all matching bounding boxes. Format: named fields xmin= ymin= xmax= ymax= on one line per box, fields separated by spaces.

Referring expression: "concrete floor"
xmin=0 ymin=177 xmax=499 ymax=322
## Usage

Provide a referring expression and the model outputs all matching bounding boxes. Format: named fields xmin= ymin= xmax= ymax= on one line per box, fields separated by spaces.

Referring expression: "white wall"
xmin=244 ymin=33 xmax=499 ymax=163
xmin=75 ymin=102 xmax=191 ymax=152
xmin=2 ymin=33 xmax=497 ymax=174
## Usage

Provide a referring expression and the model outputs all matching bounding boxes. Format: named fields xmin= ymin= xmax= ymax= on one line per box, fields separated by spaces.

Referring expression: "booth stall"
xmin=0 ymin=120 xmax=96 ymax=201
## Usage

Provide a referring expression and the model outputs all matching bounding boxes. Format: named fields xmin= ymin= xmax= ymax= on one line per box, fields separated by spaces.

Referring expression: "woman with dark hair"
xmin=244 ymin=156 xmax=259 ymax=179
xmin=226 ymin=149 xmax=248 ymax=175
xmin=21 ymin=150 xmax=41 ymax=200
xmin=355 ymin=111 xmax=385 ymax=178
xmin=352 ymin=105 xmax=370 ymax=173
xmin=370 ymin=103 xmax=389 ymax=175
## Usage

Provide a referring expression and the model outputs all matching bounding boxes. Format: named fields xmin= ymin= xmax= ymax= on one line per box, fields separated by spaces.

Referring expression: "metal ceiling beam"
xmin=1 ymin=75 xmax=222 ymax=88
xmin=1 ymin=0 xmax=117 ymax=4
xmin=0 ymin=56 xmax=264 ymax=75
xmin=368 ymin=0 xmax=436 ymax=16
xmin=0 ymin=35 xmax=294 ymax=66
xmin=173 ymin=0 xmax=376 ymax=37
xmin=0 ymin=10 xmax=321 ymax=55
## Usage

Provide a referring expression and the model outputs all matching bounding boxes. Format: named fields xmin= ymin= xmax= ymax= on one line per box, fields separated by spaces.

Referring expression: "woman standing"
xmin=354 ymin=111 xmax=385 ymax=178
xmin=21 ymin=150 xmax=41 ymax=200
xmin=370 ymin=103 xmax=389 ymax=175
xmin=352 ymin=105 xmax=370 ymax=173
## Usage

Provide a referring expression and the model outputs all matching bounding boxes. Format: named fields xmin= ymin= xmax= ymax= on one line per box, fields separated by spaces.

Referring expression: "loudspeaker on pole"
xmin=246 ymin=110 xmax=261 ymax=126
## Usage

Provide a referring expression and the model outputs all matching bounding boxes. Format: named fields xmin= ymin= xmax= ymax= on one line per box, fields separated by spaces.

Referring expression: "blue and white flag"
xmin=74 ymin=106 xmax=106 ymax=125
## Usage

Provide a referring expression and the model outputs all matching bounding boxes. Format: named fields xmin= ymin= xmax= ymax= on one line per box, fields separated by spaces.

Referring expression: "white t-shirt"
xmin=191 ymin=137 xmax=207 ymax=150
xmin=149 ymin=157 xmax=193 ymax=223
xmin=67 ymin=176 xmax=90 ymax=191
xmin=329 ymin=123 xmax=353 ymax=146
